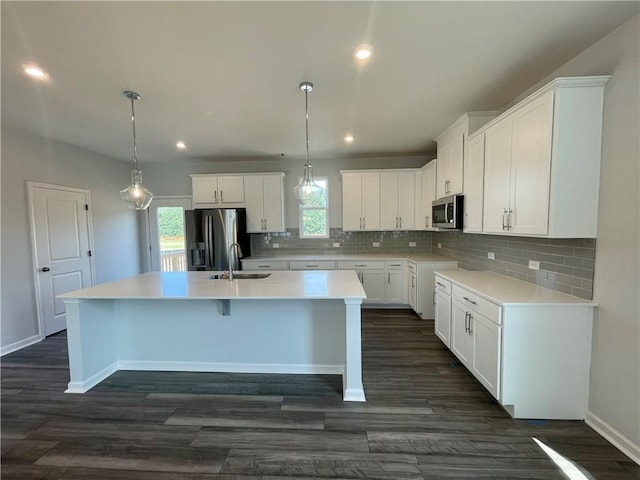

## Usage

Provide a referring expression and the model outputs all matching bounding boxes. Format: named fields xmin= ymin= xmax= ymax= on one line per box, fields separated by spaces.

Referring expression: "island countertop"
xmin=59 ymin=270 xmax=367 ymax=301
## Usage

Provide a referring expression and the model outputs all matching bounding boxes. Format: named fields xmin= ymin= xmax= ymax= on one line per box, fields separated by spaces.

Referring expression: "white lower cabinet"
xmin=408 ymin=270 xmax=417 ymax=310
xmin=410 ymin=262 xmax=458 ymax=320
xmin=434 ymin=276 xmax=452 ymax=346
xmin=384 ymin=261 xmax=406 ymax=304
xmin=337 ymin=261 xmax=385 ymax=304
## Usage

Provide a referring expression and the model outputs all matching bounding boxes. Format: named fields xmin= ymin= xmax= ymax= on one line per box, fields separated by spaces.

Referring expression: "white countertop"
xmin=434 ymin=270 xmax=597 ymax=307
xmin=59 ymin=271 xmax=367 ymax=301
xmin=243 ymin=253 xmax=458 ymax=263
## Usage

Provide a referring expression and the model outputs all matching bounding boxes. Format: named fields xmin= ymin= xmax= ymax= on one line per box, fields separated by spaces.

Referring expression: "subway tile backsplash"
xmin=251 ymin=229 xmax=433 ymax=255
xmin=432 ymin=231 xmax=595 ymax=300
xmin=250 ymin=228 xmax=595 ymax=300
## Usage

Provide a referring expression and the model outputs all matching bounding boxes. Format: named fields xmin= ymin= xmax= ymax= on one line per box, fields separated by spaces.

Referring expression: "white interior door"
xmin=148 ymin=197 xmax=192 ymax=272
xmin=29 ymin=183 xmax=94 ymax=336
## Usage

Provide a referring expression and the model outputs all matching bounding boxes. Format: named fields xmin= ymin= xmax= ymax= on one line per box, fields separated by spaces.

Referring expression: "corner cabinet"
xmin=436 ymin=112 xmax=496 ymax=199
xmin=244 ymin=173 xmax=285 ymax=233
xmin=341 ymin=171 xmax=380 ymax=231
xmin=410 ymin=261 xmax=458 ymax=320
xmin=480 ymin=76 xmax=609 ymax=238
xmin=191 ymin=174 xmax=245 ymax=208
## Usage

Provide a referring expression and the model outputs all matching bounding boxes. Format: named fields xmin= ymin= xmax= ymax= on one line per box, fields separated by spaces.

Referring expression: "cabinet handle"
xmin=463 ymin=296 xmax=477 ymax=305
xmin=468 ymin=313 xmax=473 ymax=335
xmin=399 ymin=217 xmax=402 ymax=229
xmin=464 ymin=312 xmax=469 ymax=333
xmin=436 ymin=281 xmax=445 ymax=288
xmin=425 ymin=216 xmax=429 ymax=228
xmin=359 ymin=271 xmax=363 ymax=284
xmin=214 ymin=190 xmax=218 ymax=203
xmin=507 ymin=208 xmax=513 ymax=231
xmin=306 ymin=264 xmax=318 ymax=268
xmin=411 ymin=277 xmax=415 ymax=288
xmin=389 ymin=264 xmax=401 ymax=267
xmin=363 ymin=218 xmax=366 ymax=229
xmin=388 ymin=272 xmax=391 ymax=283
xmin=502 ymin=208 xmax=509 ymax=231
xmin=354 ymin=264 xmax=367 ymax=267
xmin=258 ymin=265 xmax=270 ymax=268
xmin=220 ymin=190 xmax=224 ymax=202
xmin=433 ymin=291 xmax=436 ymax=305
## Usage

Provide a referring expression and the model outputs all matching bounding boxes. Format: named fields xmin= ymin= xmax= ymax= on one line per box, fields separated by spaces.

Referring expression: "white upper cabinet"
xmin=191 ymin=174 xmax=245 ymax=208
xmin=244 ymin=173 xmax=285 ymax=233
xmin=380 ymin=171 xmax=416 ymax=230
xmin=464 ymin=133 xmax=486 ymax=233
xmin=421 ymin=160 xmax=437 ymax=229
xmin=480 ymin=76 xmax=609 ymax=238
xmin=341 ymin=171 xmax=380 ymax=231
xmin=436 ymin=112 xmax=496 ymax=200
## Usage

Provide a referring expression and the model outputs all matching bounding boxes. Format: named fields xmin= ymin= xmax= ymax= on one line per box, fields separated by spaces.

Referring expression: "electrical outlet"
xmin=488 ymin=252 xmax=495 ymax=260
xmin=372 ymin=242 xmax=380 ymax=247
xmin=528 ymin=260 xmax=540 ymax=270
xmin=272 ymin=243 xmax=280 ymax=249
xmin=437 ymin=243 xmax=442 ymax=248
xmin=409 ymin=242 xmax=416 ymax=247
xmin=333 ymin=242 xmax=340 ymax=248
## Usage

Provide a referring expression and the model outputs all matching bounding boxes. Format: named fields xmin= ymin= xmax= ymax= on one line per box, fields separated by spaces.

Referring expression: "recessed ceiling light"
xmin=176 ymin=141 xmax=187 ymax=150
xmin=23 ymin=64 xmax=49 ymax=79
xmin=344 ymin=134 xmax=355 ymax=144
xmin=353 ymin=44 xmax=373 ymax=61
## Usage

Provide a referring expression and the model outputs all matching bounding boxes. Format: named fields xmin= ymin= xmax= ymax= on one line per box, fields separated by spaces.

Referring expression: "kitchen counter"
xmin=434 ymin=270 xmax=596 ymax=306
xmin=60 ymin=271 xmax=366 ymax=402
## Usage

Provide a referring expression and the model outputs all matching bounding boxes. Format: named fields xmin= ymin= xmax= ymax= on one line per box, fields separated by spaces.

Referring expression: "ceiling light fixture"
xmin=120 ymin=90 xmax=153 ymax=210
xmin=344 ymin=134 xmax=355 ymax=144
xmin=176 ymin=141 xmax=187 ymax=150
xmin=23 ymin=64 xmax=49 ymax=79
xmin=353 ymin=44 xmax=373 ymax=61
xmin=293 ymin=81 xmax=322 ymax=206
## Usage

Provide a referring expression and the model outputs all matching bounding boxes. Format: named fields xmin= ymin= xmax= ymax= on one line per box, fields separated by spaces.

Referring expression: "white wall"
xmin=143 ymin=155 xmax=430 ymax=229
xmin=528 ymin=15 xmax=639 ymax=457
xmin=1 ymin=126 xmax=143 ymax=349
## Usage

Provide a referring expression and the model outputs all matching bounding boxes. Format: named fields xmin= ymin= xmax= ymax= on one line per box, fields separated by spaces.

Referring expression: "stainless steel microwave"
xmin=432 ymin=195 xmax=464 ymax=229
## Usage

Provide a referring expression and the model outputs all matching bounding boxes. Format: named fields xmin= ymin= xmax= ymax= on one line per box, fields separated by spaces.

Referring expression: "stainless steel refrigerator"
xmin=184 ymin=208 xmax=250 ymax=271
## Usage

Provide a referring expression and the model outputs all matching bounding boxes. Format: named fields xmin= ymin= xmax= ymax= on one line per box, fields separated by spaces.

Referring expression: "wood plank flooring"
xmin=2 ymin=309 xmax=637 ymax=479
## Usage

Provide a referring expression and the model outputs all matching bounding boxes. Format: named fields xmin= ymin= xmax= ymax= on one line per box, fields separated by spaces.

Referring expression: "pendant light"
xmin=294 ymin=81 xmax=322 ymax=206
xmin=120 ymin=90 xmax=154 ymax=210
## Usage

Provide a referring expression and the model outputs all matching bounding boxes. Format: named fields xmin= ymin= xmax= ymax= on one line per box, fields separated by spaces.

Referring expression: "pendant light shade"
xmin=120 ymin=90 xmax=153 ymax=210
xmin=294 ymin=81 xmax=322 ymax=206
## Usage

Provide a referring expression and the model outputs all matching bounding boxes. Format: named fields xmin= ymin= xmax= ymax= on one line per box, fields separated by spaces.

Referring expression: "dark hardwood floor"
xmin=2 ymin=309 xmax=637 ymax=479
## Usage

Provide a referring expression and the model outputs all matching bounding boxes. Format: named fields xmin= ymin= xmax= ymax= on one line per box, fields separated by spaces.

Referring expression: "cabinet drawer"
xmin=337 ymin=260 xmax=384 ymax=270
xmin=453 ymin=285 xmax=501 ymax=325
xmin=242 ymin=260 xmax=289 ymax=271
xmin=407 ymin=262 xmax=417 ymax=274
xmin=290 ymin=260 xmax=336 ymax=270
xmin=434 ymin=275 xmax=452 ymax=295
xmin=384 ymin=261 xmax=405 ymax=270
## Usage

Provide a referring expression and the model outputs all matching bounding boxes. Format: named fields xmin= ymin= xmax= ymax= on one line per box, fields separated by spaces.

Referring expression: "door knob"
xmin=41 ymin=267 xmax=50 ymax=272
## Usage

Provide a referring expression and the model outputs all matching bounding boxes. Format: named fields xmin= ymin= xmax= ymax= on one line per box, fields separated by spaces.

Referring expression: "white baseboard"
xmin=343 ymin=387 xmax=366 ymax=402
xmin=0 ymin=334 xmax=42 ymax=356
xmin=65 ymin=362 xmax=118 ymax=393
xmin=586 ymin=410 xmax=640 ymax=465
xmin=117 ymin=360 xmax=344 ymax=376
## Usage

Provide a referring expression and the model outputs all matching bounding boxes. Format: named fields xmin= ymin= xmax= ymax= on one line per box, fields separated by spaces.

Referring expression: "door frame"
xmin=144 ymin=195 xmax=192 ymax=272
xmin=27 ymin=181 xmax=97 ymax=339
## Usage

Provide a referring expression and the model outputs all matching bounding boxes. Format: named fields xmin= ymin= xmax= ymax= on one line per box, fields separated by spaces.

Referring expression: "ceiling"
xmin=2 ymin=2 xmax=638 ymax=164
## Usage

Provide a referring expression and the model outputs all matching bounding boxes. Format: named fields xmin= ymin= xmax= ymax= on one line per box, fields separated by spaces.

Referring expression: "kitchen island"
xmin=58 ymin=270 xmax=367 ymax=401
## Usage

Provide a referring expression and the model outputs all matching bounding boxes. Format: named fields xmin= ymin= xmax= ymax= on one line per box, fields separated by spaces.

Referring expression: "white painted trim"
xmin=65 ymin=362 xmax=118 ymax=393
xmin=0 ymin=334 xmax=42 ymax=356
xmin=586 ymin=410 xmax=640 ymax=465
xmin=117 ymin=360 xmax=344 ymax=375
xmin=27 ymin=181 xmax=97 ymax=339
xmin=343 ymin=387 xmax=366 ymax=402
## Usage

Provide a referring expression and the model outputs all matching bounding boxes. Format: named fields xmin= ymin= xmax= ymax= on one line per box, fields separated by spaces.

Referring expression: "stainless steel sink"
xmin=208 ymin=273 xmax=271 ymax=280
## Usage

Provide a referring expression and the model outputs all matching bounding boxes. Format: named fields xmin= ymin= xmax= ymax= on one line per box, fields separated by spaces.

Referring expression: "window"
xmin=299 ymin=177 xmax=328 ymax=238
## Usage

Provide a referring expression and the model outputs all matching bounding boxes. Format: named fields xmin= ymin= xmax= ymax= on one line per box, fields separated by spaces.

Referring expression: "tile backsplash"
xmin=251 ymin=229 xmax=433 ymax=255
xmin=432 ymin=231 xmax=595 ymax=299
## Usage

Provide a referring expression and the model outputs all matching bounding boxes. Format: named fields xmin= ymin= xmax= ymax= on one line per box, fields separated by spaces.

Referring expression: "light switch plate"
xmin=409 ymin=242 xmax=416 ymax=247
xmin=488 ymin=252 xmax=495 ymax=260
xmin=437 ymin=243 xmax=442 ymax=248
xmin=333 ymin=242 xmax=340 ymax=248
xmin=528 ymin=260 xmax=540 ymax=270
xmin=372 ymin=242 xmax=380 ymax=247
xmin=272 ymin=243 xmax=280 ymax=249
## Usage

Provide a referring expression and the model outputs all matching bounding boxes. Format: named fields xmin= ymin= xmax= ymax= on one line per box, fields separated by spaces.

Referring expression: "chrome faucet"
xmin=228 ymin=242 xmax=242 ymax=281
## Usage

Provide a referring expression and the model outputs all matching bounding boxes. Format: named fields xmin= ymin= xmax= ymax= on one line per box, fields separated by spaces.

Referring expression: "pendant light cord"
xmin=304 ymin=87 xmax=310 ymax=167
xmin=130 ymin=96 xmax=139 ymax=171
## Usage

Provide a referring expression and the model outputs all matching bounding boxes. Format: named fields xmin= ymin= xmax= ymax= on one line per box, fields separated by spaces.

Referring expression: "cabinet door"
xmin=262 ymin=174 xmax=285 ymax=232
xmin=510 ymin=91 xmax=554 ymax=235
xmin=218 ymin=176 xmax=245 ymax=203
xmin=243 ymin=176 xmax=264 ymax=233
xmin=385 ymin=269 xmax=405 ymax=304
xmin=449 ymin=132 xmax=464 ymax=195
xmin=434 ymin=290 xmax=451 ymax=346
xmin=361 ymin=172 xmax=380 ymax=230
xmin=483 ymin=117 xmax=513 ymax=233
xmin=464 ymin=134 xmax=485 ymax=233
xmin=342 ymin=173 xmax=363 ymax=231
xmin=414 ymin=170 xmax=424 ymax=230
xmin=422 ymin=161 xmax=436 ymax=228
xmin=408 ymin=273 xmax=417 ymax=309
xmin=451 ymin=301 xmax=473 ymax=367
xmin=380 ymin=172 xmax=399 ymax=230
xmin=472 ymin=312 xmax=501 ymax=399
xmin=192 ymin=176 xmax=219 ymax=205
xmin=362 ymin=270 xmax=385 ymax=304
xmin=436 ymin=142 xmax=452 ymax=199
xmin=397 ymin=172 xmax=415 ymax=230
